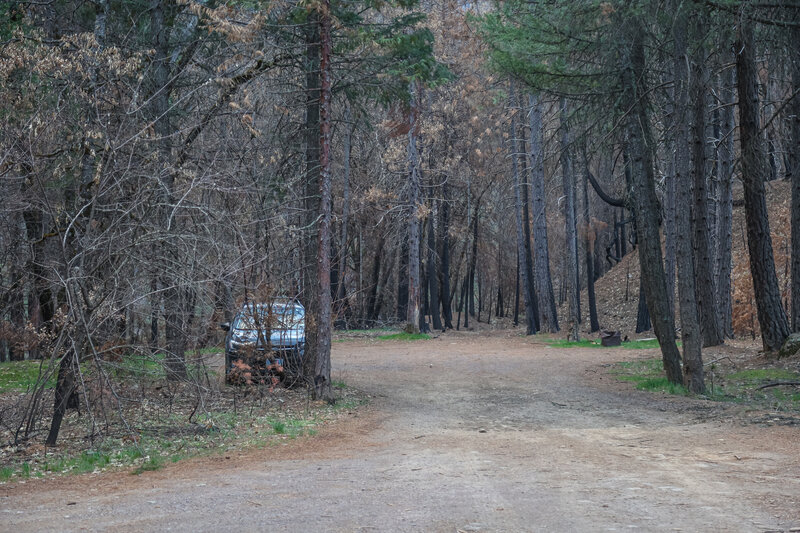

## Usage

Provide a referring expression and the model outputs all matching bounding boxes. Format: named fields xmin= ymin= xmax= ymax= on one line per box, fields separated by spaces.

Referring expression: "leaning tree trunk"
xmin=528 ymin=94 xmax=559 ymax=332
xmin=623 ymin=15 xmax=684 ymax=386
xmin=736 ymin=13 xmax=791 ymax=352
xmin=672 ymin=0 xmax=705 ymax=391
xmin=560 ymin=99 xmax=579 ymax=341
xmin=511 ymin=85 xmax=538 ymax=335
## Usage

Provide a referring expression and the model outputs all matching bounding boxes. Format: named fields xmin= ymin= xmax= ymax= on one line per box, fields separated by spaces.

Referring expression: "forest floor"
xmin=2 ymin=330 xmax=800 ymax=532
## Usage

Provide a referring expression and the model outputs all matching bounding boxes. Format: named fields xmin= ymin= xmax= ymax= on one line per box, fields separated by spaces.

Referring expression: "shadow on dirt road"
xmin=2 ymin=332 xmax=799 ymax=532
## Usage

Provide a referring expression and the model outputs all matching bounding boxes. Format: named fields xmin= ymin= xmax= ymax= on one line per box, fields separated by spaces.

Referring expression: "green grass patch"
xmin=611 ymin=357 xmax=800 ymax=411
xmin=0 ymin=360 xmax=56 ymax=392
xmin=332 ymin=380 xmax=347 ymax=390
xmin=548 ymin=338 xmax=665 ymax=350
xmin=376 ymin=332 xmax=431 ymax=341
xmin=610 ymin=358 xmax=688 ymax=395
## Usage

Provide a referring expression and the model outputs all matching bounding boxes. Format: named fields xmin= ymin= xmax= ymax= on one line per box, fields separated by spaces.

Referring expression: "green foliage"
xmin=377 ymin=332 xmax=431 ymax=341
xmin=475 ymin=0 xmax=615 ymax=96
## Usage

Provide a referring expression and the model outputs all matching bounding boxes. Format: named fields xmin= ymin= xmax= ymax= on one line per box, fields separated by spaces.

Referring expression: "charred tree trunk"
xmin=635 ymin=280 xmax=651 ymax=333
xmin=716 ymin=62 xmax=735 ymax=338
xmin=736 ymin=13 xmax=791 ymax=351
xmin=691 ymin=15 xmax=723 ymax=347
xmin=439 ymin=183 xmax=453 ymax=329
xmin=624 ymin=16 xmax=684 ymax=386
xmin=560 ymin=98 xmax=579 ymax=341
xmin=511 ymin=86 xmax=538 ymax=335
xmin=336 ymin=103 xmax=353 ymax=316
xmin=528 ymin=94 xmax=559 ymax=332
xmin=312 ymin=2 xmax=334 ymax=401
xmin=790 ymin=22 xmax=800 ymax=332
xmin=427 ymin=206 xmax=442 ymax=330
xmin=673 ymin=0 xmax=705 ymax=392
xmin=406 ymin=82 xmax=422 ymax=334
xmin=519 ymin=106 xmax=540 ymax=332
xmin=467 ymin=210 xmax=478 ymax=323
xmin=513 ymin=251 xmax=520 ymax=326
xmin=583 ymin=167 xmax=600 ymax=333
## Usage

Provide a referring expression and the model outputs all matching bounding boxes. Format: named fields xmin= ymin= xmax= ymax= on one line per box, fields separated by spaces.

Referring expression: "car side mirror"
xmin=220 ymin=322 xmax=230 ymax=332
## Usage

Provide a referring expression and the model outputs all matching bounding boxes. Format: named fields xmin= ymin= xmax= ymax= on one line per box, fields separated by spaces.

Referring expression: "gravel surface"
xmin=2 ymin=331 xmax=799 ymax=532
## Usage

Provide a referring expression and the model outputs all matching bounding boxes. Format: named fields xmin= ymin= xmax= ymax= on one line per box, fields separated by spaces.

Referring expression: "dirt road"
xmin=2 ymin=333 xmax=799 ymax=532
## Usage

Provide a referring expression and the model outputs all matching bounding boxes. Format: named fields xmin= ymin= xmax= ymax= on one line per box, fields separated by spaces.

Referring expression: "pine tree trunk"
xmin=336 ymin=103 xmax=353 ymax=314
xmin=716 ymin=62 xmax=735 ymax=338
xmin=406 ymin=82 xmax=422 ymax=334
xmin=691 ymin=16 xmax=723 ymax=347
xmin=439 ymin=182 xmax=454 ymax=329
xmin=427 ymin=205 xmax=442 ymax=330
xmin=511 ymin=86 xmax=537 ymax=335
xmin=624 ymin=16 xmax=683 ymax=386
xmin=790 ymin=23 xmax=800 ymax=332
xmin=528 ymin=94 xmax=559 ymax=332
xmin=519 ymin=108 xmax=540 ymax=332
xmin=635 ymin=280 xmax=651 ymax=333
xmin=673 ymin=0 xmax=705 ymax=391
xmin=468 ymin=210 xmax=478 ymax=321
xmin=583 ymin=167 xmax=600 ymax=332
xmin=303 ymin=11 xmax=321 ymax=383
xmin=736 ymin=13 xmax=791 ymax=352
xmin=560 ymin=98 xmax=579 ymax=341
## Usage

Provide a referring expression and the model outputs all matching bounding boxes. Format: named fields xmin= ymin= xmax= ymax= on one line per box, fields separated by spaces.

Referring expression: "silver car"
xmin=221 ymin=300 xmax=305 ymax=382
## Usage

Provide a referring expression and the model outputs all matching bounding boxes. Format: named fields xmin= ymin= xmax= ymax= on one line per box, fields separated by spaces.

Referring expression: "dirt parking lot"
xmin=2 ymin=332 xmax=799 ymax=532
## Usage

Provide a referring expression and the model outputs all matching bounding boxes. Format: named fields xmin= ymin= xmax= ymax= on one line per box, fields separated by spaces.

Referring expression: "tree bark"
xmin=560 ymin=98 xmax=579 ymax=341
xmin=716 ymin=62 xmax=735 ymax=338
xmin=583 ymin=166 xmax=600 ymax=333
xmin=673 ymin=0 xmax=705 ymax=392
xmin=511 ymin=86 xmax=538 ymax=335
xmin=790 ymin=22 xmax=800 ymax=332
xmin=312 ymin=1 xmax=334 ymax=401
xmin=690 ymin=15 xmax=723 ymax=347
xmin=427 ymin=204 xmax=442 ymax=330
xmin=528 ymin=93 xmax=557 ymax=331
xmin=623 ymin=16 xmax=684 ymax=386
xmin=736 ymin=13 xmax=791 ymax=352
xmin=406 ymin=81 xmax=422 ymax=334
xmin=439 ymin=182 xmax=454 ymax=329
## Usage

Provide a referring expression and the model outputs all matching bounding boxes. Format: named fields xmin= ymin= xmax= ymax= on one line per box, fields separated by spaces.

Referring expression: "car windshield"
xmin=233 ymin=304 xmax=304 ymax=331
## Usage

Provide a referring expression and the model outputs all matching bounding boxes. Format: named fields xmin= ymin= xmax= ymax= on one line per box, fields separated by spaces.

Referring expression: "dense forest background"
xmin=2 ymin=0 xmax=800 ymax=442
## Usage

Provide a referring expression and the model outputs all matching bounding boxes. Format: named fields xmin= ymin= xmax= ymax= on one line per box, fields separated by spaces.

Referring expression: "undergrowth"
xmin=0 ymin=378 xmax=368 ymax=483
xmin=377 ymin=332 xmax=431 ymax=341
xmin=549 ymin=338 xmax=663 ymax=350
xmin=611 ymin=358 xmax=800 ymax=410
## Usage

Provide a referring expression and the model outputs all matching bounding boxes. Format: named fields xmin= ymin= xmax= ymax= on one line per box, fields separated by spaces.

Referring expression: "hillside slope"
xmin=561 ymin=180 xmax=791 ymax=339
